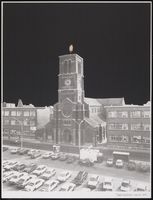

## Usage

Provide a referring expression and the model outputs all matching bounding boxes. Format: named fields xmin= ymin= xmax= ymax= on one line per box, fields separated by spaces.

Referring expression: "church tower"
xmin=53 ymin=45 xmax=86 ymax=146
xmin=58 ymin=50 xmax=85 ymax=104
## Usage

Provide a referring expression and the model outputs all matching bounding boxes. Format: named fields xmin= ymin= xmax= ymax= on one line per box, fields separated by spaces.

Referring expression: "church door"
xmin=63 ymin=129 xmax=72 ymax=144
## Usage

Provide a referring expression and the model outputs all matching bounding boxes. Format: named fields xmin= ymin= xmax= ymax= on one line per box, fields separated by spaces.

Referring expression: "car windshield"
xmin=28 ymin=182 xmax=34 ymax=186
xmin=60 ymin=173 xmax=66 ymax=177
xmin=51 ymin=182 xmax=56 ymax=187
xmin=60 ymin=188 xmax=66 ymax=191
xmin=45 ymin=171 xmax=51 ymax=174
xmin=44 ymin=183 xmax=49 ymax=187
xmin=19 ymin=178 xmax=24 ymax=182
xmin=37 ymin=167 xmax=43 ymax=170
xmin=105 ymin=182 xmax=111 ymax=185
xmin=122 ymin=182 xmax=129 ymax=187
xmin=90 ymin=177 xmax=96 ymax=181
xmin=137 ymin=187 xmax=145 ymax=191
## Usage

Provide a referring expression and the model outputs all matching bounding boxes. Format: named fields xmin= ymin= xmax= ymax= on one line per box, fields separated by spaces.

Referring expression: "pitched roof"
xmin=84 ymin=98 xmax=101 ymax=106
xmin=84 ymin=97 xmax=125 ymax=106
xmin=97 ymin=98 xmax=125 ymax=106
xmin=85 ymin=115 xmax=106 ymax=128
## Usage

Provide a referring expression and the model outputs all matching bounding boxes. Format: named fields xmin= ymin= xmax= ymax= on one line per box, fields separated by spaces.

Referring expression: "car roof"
xmin=30 ymin=178 xmax=43 ymax=183
xmin=122 ymin=179 xmax=130 ymax=183
xmin=90 ymin=174 xmax=99 ymax=178
xmin=46 ymin=179 xmax=59 ymax=184
xmin=62 ymin=183 xmax=75 ymax=188
xmin=137 ymin=183 xmax=146 ymax=188
xmin=37 ymin=165 xmax=46 ymax=167
xmin=104 ymin=177 xmax=112 ymax=182
xmin=116 ymin=159 xmax=123 ymax=162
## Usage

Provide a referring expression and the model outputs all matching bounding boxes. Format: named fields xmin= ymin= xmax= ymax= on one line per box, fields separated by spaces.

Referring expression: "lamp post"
xmin=75 ymin=120 xmax=84 ymax=155
xmin=11 ymin=117 xmax=25 ymax=149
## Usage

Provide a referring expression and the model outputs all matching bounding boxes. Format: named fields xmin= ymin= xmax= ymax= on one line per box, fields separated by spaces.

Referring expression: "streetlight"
xmin=11 ymin=117 xmax=26 ymax=149
xmin=75 ymin=120 xmax=84 ymax=155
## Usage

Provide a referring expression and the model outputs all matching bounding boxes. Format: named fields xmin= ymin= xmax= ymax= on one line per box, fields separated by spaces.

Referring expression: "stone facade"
xmin=105 ymin=102 xmax=151 ymax=150
xmin=2 ymin=100 xmax=53 ymax=140
xmin=51 ymin=53 xmax=107 ymax=147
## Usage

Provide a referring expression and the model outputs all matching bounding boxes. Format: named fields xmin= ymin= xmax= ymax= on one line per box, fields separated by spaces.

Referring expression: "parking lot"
xmin=2 ymin=146 xmax=151 ymax=193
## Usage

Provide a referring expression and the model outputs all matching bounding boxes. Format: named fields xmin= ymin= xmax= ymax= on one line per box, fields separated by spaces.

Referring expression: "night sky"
xmin=3 ymin=3 xmax=150 ymax=107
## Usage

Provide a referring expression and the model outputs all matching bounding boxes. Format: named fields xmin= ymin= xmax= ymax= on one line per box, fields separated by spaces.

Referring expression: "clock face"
xmin=64 ymin=79 xmax=71 ymax=86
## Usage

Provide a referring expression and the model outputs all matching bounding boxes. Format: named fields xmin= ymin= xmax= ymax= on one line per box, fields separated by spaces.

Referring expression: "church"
xmin=51 ymin=46 xmax=124 ymax=148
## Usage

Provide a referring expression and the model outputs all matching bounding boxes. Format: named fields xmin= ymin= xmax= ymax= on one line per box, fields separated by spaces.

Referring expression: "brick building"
xmin=105 ymin=101 xmax=151 ymax=150
xmin=2 ymin=99 xmax=53 ymax=140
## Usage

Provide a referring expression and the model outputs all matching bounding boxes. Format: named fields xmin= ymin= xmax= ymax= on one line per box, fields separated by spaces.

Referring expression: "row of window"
xmin=3 ymin=129 xmax=36 ymax=135
xmin=60 ymin=60 xmax=82 ymax=74
xmin=108 ymin=111 xmax=150 ymax=118
xmin=90 ymin=107 xmax=101 ymax=114
xmin=4 ymin=119 xmax=35 ymax=126
xmin=109 ymin=136 xmax=150 ymax=144
xmin=108 ymin=123 xmax=150 ymax=131
xmin=63 ymin=119 xmax=71 ymax=126
xmin=3 ymin=110 xmax=36 ymax=117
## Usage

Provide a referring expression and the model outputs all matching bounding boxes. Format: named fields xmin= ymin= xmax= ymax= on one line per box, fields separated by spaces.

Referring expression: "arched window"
xmin=78 ymin=61 xmax=82 ymax=74
xmin=63 ymin=60 xmax=68 ymax=73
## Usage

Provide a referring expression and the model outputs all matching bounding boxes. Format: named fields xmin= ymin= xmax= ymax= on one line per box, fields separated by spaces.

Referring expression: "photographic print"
xmin=1 ymin=1 xmax=151 ymax=198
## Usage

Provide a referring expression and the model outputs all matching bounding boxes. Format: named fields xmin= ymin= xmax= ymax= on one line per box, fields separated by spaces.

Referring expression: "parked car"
xmin=12 ymin=163 xmax=27 ymax=171
xmin=3 ymin=171 xmax=16 ymax=183
xmin=87 ymin=175 xmax=100 ymax=189
xmin=51 ymin=153 xmax=60 ymax=160
xmin=119 ymin=179 xmax=131 ymax=192
xmin=115 ymin=159 xmax=124 ymax=168
xmin=3 ymin=171 xmax=19 ymax=183
xmin=59 ymin=183 xmax=76 ymax=191
xmin=30 ymin=152 xmax=41 ymax=159
xmin=134 ymin=183 xmax=149 ymax=192
xmin=38 ymin=180 xmax=60 ymax=192
xmin=72 ymin=171 xmax=88 ymax=186
xmin=18 ymin=148 xmax=29 ymax=155
xmin=106 ymin=158 xmax=114 ymax=167
xmin=42 ymin=152 xmax=54 ymax=159
xmin=40 ymin=168 xmax=56 ymax=180
xmin=66 ymin=156 xmax=76 ymax=164
xmin=57 ymin=171 xmax=71 ymax=182
xmin=23 ymin=163 xmax=37 ymax=173
xmin=127 ymin=161 xmax=136 ymax=171
xmin=137 ymin=162 xmax=150 ymax=173
xmin=59 ymin=153 xmax=68 ymax=161
xmin=4 ymin=161 xmax=20 ymax=171
xmin=102 ymin=177 xmax=113 ymax=191
xmin=10 ymin=148 xmax=21 ymax=154
xmin=24 ymin=178 xmax=45 ymax=191
xmin=27 ymin=149 xmax=36 ymax=156
xmin=32 ymin=165 xmax=47 ymax=176
xmin=3 ymin=160 xmax=11 ymax=167
xmin=3 ymin=146 xmax=9 ymax=151
xmin=78 ymin=159 xmax=94 ymax=167
xmin=16 ymin=175 xmax=37 ymax=189
xmin=8 ymin=172 xmax=28 ymax=185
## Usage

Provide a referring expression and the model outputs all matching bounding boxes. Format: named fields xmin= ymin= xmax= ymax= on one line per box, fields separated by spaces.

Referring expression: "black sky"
xmin=3 ymin=3 xmax=150 ymax=107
